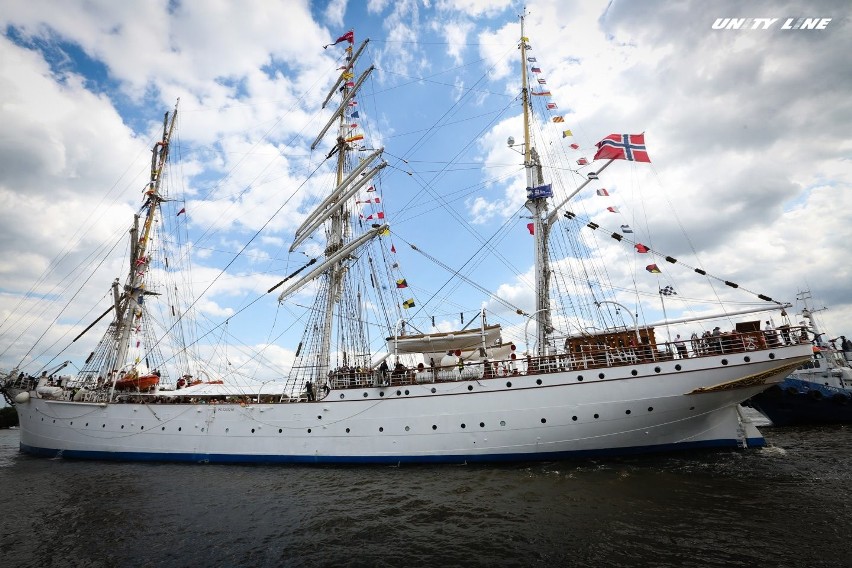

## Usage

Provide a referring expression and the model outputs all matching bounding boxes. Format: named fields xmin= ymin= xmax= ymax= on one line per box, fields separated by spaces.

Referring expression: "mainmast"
xmin=110 ymin=105 xmax=178 ymax=379
xmin=520 ymin=14 xmax=552 ymax=356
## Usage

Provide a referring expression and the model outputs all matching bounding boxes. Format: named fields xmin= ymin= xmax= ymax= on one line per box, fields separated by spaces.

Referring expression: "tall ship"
xmin=747 ymin=291 xmax=852 ymax=426
xmin=0 ymin=17 xmax=813 ymax=464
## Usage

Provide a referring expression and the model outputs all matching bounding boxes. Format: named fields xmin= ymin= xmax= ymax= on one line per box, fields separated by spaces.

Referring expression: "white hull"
xmin=8 ymin=343 xmax=810 ymax=463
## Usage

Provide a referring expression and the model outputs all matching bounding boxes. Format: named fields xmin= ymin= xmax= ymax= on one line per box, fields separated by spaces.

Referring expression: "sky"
xmin=0 ymin=0 xmax=850 ymax=380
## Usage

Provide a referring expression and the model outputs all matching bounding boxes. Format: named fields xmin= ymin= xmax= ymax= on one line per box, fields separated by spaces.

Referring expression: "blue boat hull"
xmin=748 ymin=378 xmax=852 ymax=426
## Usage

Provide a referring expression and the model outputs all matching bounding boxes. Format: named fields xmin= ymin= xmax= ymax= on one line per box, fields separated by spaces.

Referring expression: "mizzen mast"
xmin=520 ymin=14 xmax=553 ymax=356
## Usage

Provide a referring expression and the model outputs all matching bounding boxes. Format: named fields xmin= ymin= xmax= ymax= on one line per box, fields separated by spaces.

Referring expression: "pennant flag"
xmin=593 ymin=133 xmax=651 ymax=162
xmin=345 ymin=134 xmax=364 ymax=143
xmin=596 ymin=188 xmax=609 ymax=196
xmin=569 ymin=143 xmax=579 ymax=149
xmin=607 ymin=206 xmax=618 ymax=213
xmin=324 ymin=30 xmax=354 ymax=48
xmin=366 ymin=185 xmax=375 ymax=192
xmin=403 ymin=298 xmax=415 ymax=309
xmin=577 ymin=157 xmax=588 ymax=165
xmin=563 ymin=130 xmax=573 ymax=138
xmin=176 ymin=207 xmax=186 ymax=216
xmin=538 ymin=78 xmax=547 ymax=85
xmin=547 ymin=103 xmax=558 ymax=110
xmin=396 ymin=279 xmax=408 ymax=289
xmin=391 ymin=244 xmax=396 ymax=253
xmin=532 ymin=90 xmax=551 ymax=96
xmin=527 ymin=57 xmax=537 ymax=62
xmin=351 ymin=111 xmax=360 ymax=118
xmin=621 ymin=224 xmax=633 ymax=233
xmin=527 ymin=222 xmax=535 ymax=235
xmin=660 ymin=285 xmax=677 ymax=296
xmin=635 ymin=243 xmax=650 ymax=253
xmin=553 ymin=116 xmax=565 ymax=123
xmin=363 ymin=211 xmax=385 ymax=220
xmin=531 ymin=67 xmax=542 ymax=73
xmin=646 ymin=264 xmax=662 ymax=274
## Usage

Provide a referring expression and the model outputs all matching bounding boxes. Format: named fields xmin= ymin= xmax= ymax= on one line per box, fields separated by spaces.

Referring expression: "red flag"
xmin=177 ymin=207 xmax=186 ymax=216
xmin=391 ymin=244 xmax=396 ymax=253
xmin=527 ymin=223 xmax=535 ymax=235
xmin=607 ymin=206 xmax=618 ymax=213
xmin=570 ymin=143 xmax=579 ymax=150
xmin=635 ymin=243 xmax=650 ymax=253
xmin=593 ymin=133 xmax=651 ymax=162
xmin=546 ymin=103 xmax=557 ymax=110
xmin=577 ymin=157 xmax=588 ymax=165
xmin=646 ymin=264 xmax=661 ymax=273
xmin=330 ymin=30 xmax=354 ymax=46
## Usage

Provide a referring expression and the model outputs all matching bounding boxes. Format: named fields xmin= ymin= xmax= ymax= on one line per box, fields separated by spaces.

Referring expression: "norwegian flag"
xmin=593 ymin=133 xmax=651 ymax=162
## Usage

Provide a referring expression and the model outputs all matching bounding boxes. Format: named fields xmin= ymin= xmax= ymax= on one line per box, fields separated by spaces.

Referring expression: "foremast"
xmin=108 ymin=106 xmax=178 ymax=385
xmin=520 ymin=14 xmax=552 ymax=356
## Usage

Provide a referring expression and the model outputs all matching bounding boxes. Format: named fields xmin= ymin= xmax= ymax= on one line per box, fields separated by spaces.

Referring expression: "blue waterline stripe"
xmin=20 ymin=438 xmax=757 ymax=464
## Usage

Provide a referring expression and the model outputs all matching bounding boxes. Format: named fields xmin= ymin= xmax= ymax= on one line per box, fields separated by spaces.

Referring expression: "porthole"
xmin=675 ymin=364 xmax=682 ymax=371
xmin=625 ymin=410 xmax=631 ymax=415
xmin=53 ymin=419 xmax=56 ymax=423
xmin=405 ymin=390 xmax=410 ymax=395
xmin=647 ymin=407 xmax=654 ymax=412
xmin=86 ymin=423 xmax=89 ymax=427
xmin=102 ymin=424 xmax=106 ymax=428
xmin=744 ymin=356 xmax=751 ymax=362
xmin=594 ymin=414 xmax=599 ymax=419
xmin=225 ymin=428 xmax=229 ymax=433
xmin=340 ymin=394 xmax=345 ymax=399
xmin=500 ymin=420 xmax=506 ymax=426
xmin=396 ymin=390 xmax=402 ymax=396
xmin=250 ymin=428 xmax=254 ymax=433
xmin=379 ymin=427 xmax=384 ymax=432
xmin=689 ymin=406 xmax=695 ymax=411
xmin=161 ymin=426 xmax=165 ymax=431
xmin=536 ymin=379 xmax=542 ymax=385
xmin=317 ymin=415 xmax=322 ymax=420
xmin=769 ymin=353 xmax=775 ymax=359
xmin=200 ymin=427 xmax=204 ymax=432
xmin=541 ymin=418 xmax=547 ymax=423
xmin=431 ymin=388 xmax=436 ymax=393
xmin=598 ymin=373 xmax=605 ymax=379
xmin=346 ymin=428 xmax=351 ymax=433
xmin=468 ymin=385 xmax=473 ymax=391
xmin=141 ymin=425 xmax=144 ymax=430
xmin=506 ymin=381 xmax=512 ymax=388
xmin=461 ymin=423 xmax=466 ymax=428
xmin=278 ymin=428 xmax=282 ymax=433
xmin=631 ymin=370 xmax=638 ymax=376
xmin=178 ymin=427 xmax=182 ymax=432
xmin=577 ymin=376 xmax=584 ymax=382
xmin=721 ymin=359 xmax=729 ymax=366
xmin=121 ymin=425 xmax=124 ymax=429
xmin=479 ymin=422 xmax=485 ymax=428
xmin=432 ymin=424 xmax=437 ymax=430
xmin=307 ymin=428 xmax=312 ymax=433
xmin=404 ymin=426 xmax=410 ymax=432
xmin=572 ymin=416 xmax=578 ymax=421
xmin=654 ymin=366 xmax=661 ymax=373
xmin=70 ymin=422 xmax=73 ymax=426
xmin=363 ymin=392 xmax=368 ymax=398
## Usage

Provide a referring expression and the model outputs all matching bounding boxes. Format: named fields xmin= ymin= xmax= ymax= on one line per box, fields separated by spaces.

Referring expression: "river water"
xmin=1 ymin=413 xmax=850 ymax=568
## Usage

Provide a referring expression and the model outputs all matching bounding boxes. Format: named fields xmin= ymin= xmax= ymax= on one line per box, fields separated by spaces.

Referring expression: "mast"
xmin=110 ymin=104 xmax=178 ymax=384
xmin=520 ymin=13 xmax=552 ymax=356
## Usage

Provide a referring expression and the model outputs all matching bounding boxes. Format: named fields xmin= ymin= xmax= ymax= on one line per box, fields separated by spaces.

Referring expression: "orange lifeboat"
xmin=114 ymin=370 xmax=160 ymax=391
